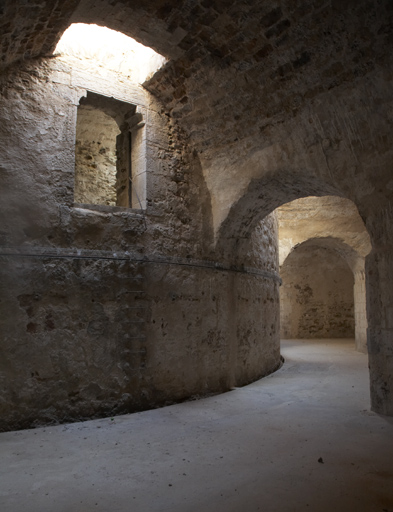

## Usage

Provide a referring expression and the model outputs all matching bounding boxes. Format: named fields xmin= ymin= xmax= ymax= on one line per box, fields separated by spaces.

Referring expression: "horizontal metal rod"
xmin=0 ymin=247 xmax=282 ymax=283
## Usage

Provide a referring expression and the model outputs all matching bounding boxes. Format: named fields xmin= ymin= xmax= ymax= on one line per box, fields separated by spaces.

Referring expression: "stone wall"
xmin=1 ymin=0 xmax=392 ymax=417
xmin=365 ymin=207 xmax=393 ymax=415
xmin=0 ymin=51 xmax=281 ymax=431
xmin=74 ymin=105 xmax=119 ymax=206
xmin=280 ymin=245 xmax=355 ymax=339
xmin=354 ymin=271 xmax=368 ymax=354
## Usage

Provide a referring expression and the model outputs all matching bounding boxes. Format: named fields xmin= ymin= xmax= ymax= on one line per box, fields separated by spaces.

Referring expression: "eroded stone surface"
xmin=74 ymin=105 xmax=119 ymax=206
xmin=280 ymin=244 xmax=355 ymax=339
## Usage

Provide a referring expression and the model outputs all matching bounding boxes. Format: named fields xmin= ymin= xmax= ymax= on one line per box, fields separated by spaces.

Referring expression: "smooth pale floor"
xmin=1 ymin=339 xmax=393 ymax=512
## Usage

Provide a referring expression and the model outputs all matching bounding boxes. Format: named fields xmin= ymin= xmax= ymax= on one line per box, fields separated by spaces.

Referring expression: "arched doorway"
xmin=215 ymin=171 xmax=387 ymax=413
xmin=276 ymin=196 xmax=371 ymax=352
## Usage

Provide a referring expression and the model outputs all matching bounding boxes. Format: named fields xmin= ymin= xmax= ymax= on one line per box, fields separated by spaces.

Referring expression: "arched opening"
xmin=55 ymin=23 xmax=167 ymax=83
xmin=276 ymin=196 xmax=371 ymax=353
xmin=216 ymin=174 xmax=374 ymax=404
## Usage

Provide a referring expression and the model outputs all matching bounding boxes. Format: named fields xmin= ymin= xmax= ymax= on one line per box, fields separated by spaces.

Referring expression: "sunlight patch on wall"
xmin=55 ymin=23 xmax=167 ymax=83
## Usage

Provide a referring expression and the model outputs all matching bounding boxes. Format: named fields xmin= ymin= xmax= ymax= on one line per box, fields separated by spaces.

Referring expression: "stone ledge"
xmin=73 ymin=203 xmax=146 ymax=216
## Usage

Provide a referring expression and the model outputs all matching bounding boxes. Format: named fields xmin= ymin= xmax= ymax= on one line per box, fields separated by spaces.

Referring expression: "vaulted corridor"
xmin=1 ymin=2 xmax=393 ymax=509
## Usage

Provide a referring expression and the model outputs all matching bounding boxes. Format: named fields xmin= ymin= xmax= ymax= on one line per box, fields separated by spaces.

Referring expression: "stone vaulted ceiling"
xmin=1 ymin=0 xmax=393 ymax=234
xmin=2 ymin=1 xmax=392 ymax=147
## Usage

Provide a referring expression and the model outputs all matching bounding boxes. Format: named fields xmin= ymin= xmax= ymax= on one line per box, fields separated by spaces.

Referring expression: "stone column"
xmin=354 ymin=269 xmax=367 ymax=353
xmin=366 ymin=206 xmax=393 ymax=416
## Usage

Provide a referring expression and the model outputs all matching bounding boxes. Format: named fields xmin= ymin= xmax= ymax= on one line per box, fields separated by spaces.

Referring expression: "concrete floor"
xmin=1 ymin=339 xmax=393 ymax=512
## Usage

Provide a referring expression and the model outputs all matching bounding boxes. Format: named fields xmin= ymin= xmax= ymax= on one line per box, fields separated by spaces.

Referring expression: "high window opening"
xmin=55 ymin=23 xmax=166 ymax=84
xmin=74 ymin=92 xmax=146 ymax=208
xmin=55 ymin=23 xmax=167 ymax=210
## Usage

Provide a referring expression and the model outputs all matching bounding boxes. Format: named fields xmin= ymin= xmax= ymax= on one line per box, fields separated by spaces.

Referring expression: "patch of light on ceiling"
xmin=55 ymin=23 xmax=167 ymax=83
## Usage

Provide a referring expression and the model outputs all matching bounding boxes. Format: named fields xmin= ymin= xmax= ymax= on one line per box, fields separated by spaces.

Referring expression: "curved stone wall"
xmin=0 ymin=250 xmax=281 ymax=431
xmin=0 ymin=54 xmax=280 ymax=431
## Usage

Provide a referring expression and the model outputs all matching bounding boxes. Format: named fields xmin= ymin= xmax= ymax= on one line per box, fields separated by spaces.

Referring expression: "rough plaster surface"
xmin=0 ymin=0 xmax=393 ymax=416
xmin=280 ymin=245 xmax=355 ymax=339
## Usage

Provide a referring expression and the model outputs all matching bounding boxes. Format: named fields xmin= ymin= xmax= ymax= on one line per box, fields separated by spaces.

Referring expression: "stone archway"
xmin=215 ymin=170 xmax=392 ymax=415
xmin=276 ymin=196 xmax=371 ymax=353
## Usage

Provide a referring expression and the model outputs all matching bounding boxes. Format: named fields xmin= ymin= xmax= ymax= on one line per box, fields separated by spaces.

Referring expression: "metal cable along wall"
xmin=0 ymin=246 xmax=282 ymax=283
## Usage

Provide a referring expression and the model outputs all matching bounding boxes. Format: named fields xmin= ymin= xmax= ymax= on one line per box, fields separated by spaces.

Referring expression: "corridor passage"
xmin=1 ymin=339 xmax=392 ymax=512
